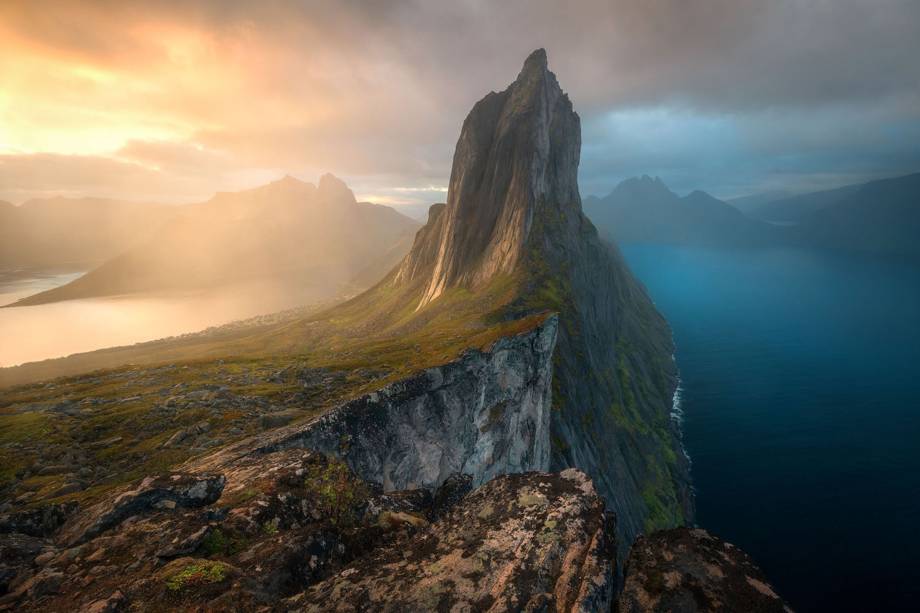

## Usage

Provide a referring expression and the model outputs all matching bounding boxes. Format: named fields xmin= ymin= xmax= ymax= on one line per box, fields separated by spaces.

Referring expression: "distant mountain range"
xmin=585 ymin=172 xmax=920 ymax=259
xmin=786 ymin=172 xmax=920 ymax=259
xmin=7 ymin=175 xmax=419 ymax=306
xmin=726 ymin=190 xmax=795 ymax=214
xmin=583 ymin=175 xmax=776 ymax=247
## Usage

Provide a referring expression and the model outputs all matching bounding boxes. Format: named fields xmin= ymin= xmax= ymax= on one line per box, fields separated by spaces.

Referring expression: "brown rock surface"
xmin=618 ymin=527 xmax=792 ymax=613
xmin=291 ymin=468 xmax=616 ymax=612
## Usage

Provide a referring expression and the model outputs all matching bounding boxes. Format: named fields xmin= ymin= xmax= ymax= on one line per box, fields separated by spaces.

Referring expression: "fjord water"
xmin=621 ymin=244 xmax=920 ymax=612
xmin=0 ymin=272 xmax=337 ymax=367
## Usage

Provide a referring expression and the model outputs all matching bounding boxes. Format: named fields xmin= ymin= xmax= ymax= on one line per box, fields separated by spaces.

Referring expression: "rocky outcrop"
xmin=618 ymin=527 xmax=791 ymax=612
xmin=392 ymin=48 xmax=692 ymax=549
xmin=293 ymin=468 xmax=616 ymax=612
xmin=58 ymin=473 xmax=226 ymax=547
xmin=190 ymin=314 xmax=557 ymax=492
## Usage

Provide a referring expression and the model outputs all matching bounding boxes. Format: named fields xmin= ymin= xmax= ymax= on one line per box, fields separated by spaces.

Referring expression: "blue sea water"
xmin=620 ymin=244 xmax=920 ymax=613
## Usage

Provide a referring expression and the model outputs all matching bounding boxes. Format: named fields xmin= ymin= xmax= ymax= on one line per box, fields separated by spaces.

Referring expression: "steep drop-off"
xmin=189 ymin=316 xmax=558 ymax=491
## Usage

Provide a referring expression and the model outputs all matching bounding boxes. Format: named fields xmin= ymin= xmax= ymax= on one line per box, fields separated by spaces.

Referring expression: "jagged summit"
xmin=206 ymin=173 xmax=358 ymax=210
xmin=396 ymin=48 xmax=580 ymax=308
xmin=521 ymin=47 xmax=548 ymax=72
xmin=611 ymin=175 xmax=674 ymax=200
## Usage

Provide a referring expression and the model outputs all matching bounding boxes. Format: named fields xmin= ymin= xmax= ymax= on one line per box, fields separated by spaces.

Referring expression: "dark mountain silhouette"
xmin=584 ymin=175 xmax=773 ymax=247
xmin=792 ymin=172 xmax=920 ymax=259
xmin=749 ymin=182 xmax=863 ymax=222
xmin=727 ymin=190 xmax=795 ymax=214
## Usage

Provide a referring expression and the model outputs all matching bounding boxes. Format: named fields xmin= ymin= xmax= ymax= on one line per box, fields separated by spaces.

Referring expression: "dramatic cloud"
xmin=1 ymin=0 xmax=918 ymax=205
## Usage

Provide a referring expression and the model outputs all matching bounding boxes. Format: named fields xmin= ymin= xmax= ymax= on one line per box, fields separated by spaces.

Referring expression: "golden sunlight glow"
xmin=0 ymin=30 xmax=199 ymax=155
xmin=0 ymin=2 xmax=448 ymax=204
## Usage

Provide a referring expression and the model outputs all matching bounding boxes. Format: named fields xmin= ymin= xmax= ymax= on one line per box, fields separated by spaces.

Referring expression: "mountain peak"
xmin=396 ymin=49 xmax=580 ymax=308
xmin=317 ymin=173 xmax=357 ymax=205
xmin=270 ymin=174 xmax=309 ymax=188
xmin=518 ymin=48 xmax=548 ymax=77
xmin=612 ymin=176 xmax=676 ymax=201
xmin=684 ymin=189 xmax=716 ymax=201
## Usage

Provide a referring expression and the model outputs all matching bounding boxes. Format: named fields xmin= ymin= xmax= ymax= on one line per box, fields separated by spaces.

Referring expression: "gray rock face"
xmin=191 ymin=315 xmax=557 ymax=492
xmin=396 ymin=48 xmax=581 ymax=308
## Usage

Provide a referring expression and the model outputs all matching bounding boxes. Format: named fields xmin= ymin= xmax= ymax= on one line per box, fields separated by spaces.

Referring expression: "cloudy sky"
xmin=1 ymin=0 xmax=919 ymax=212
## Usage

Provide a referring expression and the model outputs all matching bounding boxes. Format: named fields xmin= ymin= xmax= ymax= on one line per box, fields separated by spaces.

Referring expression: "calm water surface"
xmin=622 ymin=244 xmax=920 ymax=612
xmin=0 ymin=271 xmax=333 ymax=367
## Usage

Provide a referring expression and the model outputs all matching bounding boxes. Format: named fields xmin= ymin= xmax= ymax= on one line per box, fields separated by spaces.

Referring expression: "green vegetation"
xmin=199 ymin=528 xmax=247 ymax=557
xmin=303 ymin=458 xmax=370 ymax=527
xmin=165 ymin=561 xmax=231 ymax=591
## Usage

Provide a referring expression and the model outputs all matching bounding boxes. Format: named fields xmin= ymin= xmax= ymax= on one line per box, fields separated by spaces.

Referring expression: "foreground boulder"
xmin=618 ymin=527 xmax=791 ymax=612
xmin=291 ymin=468 xmax=616 ymax=612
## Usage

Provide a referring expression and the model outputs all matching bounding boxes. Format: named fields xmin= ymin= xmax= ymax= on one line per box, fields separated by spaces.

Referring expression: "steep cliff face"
xmin=189 ymin=316 xmax=557 ymax=492
xmin=397 ymin=49 xmax=580 ymax=308
xmin=392 ymin=49 xmax=692 ymax=546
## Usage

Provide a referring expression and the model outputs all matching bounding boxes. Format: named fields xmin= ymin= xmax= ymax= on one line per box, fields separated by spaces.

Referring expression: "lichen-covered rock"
xmin=0 ymin=447 xmax=783 ymax=613
xmin=618 ymin=527 xmax=791 ymax=613
xmin=291 ymin=468 xmax=616 ymax=612
xmin=0 ymin=448 xmax=459 ymax=612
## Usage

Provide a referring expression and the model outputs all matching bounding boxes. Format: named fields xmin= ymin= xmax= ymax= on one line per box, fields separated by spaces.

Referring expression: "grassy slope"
xmin=0 ymin=269 xmax=547 ymax=510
